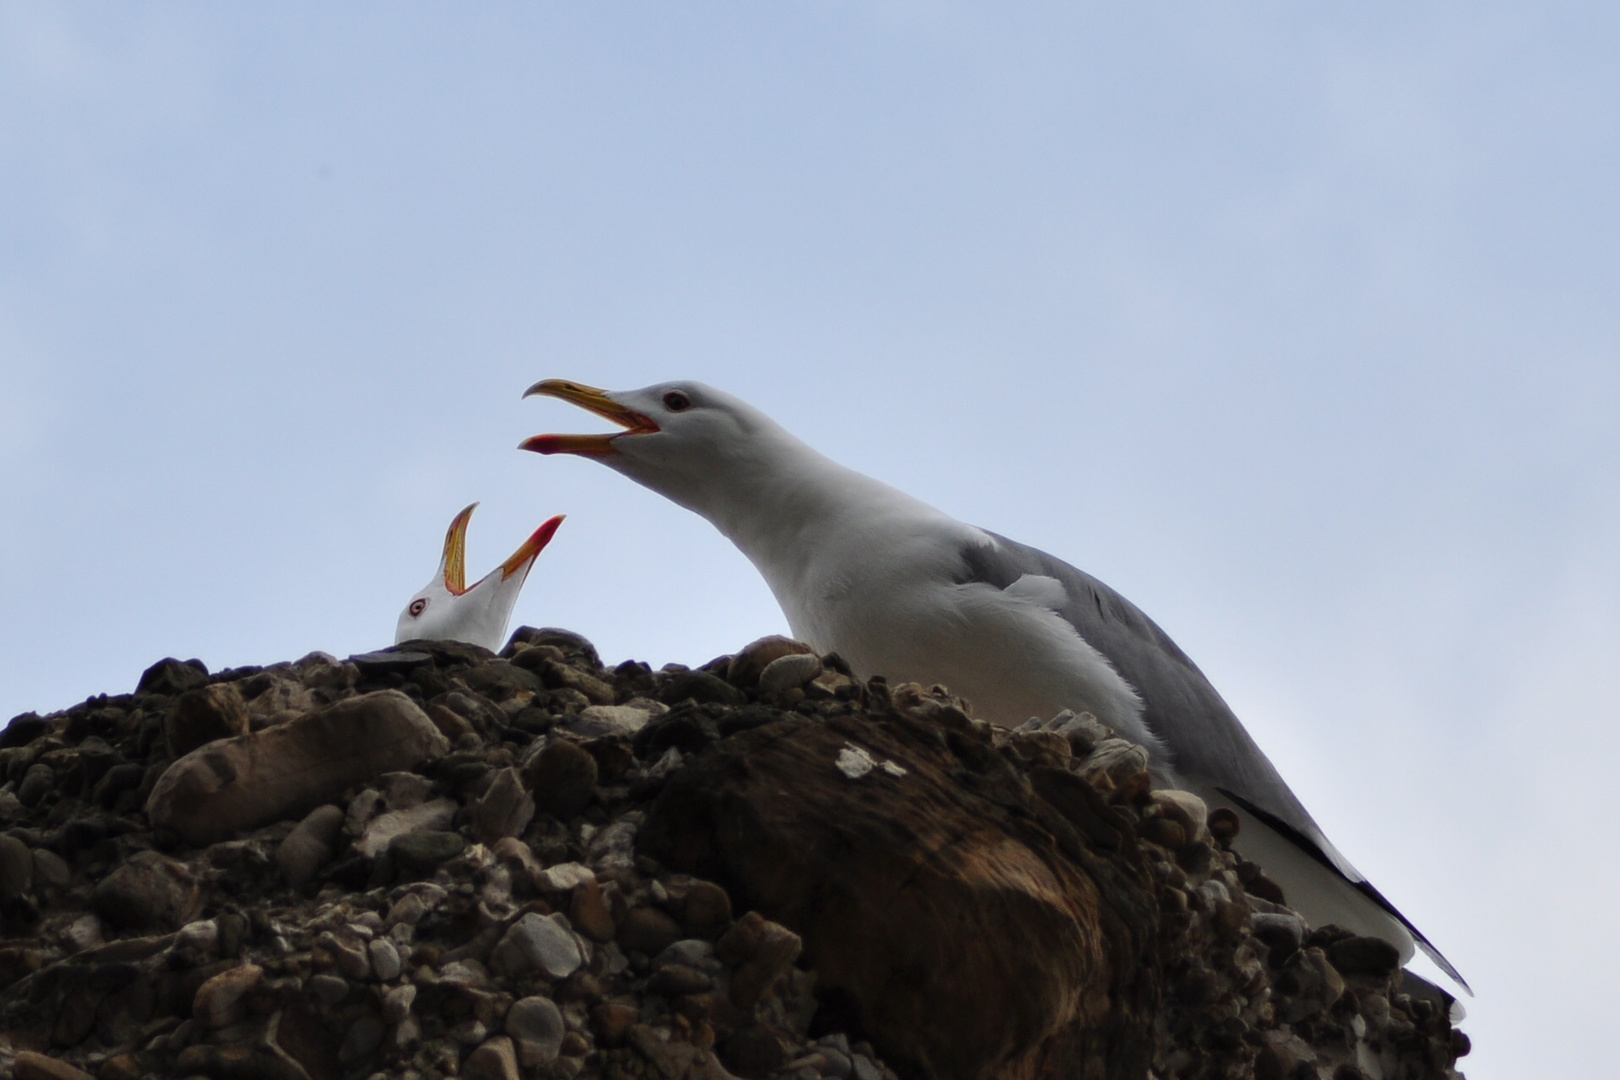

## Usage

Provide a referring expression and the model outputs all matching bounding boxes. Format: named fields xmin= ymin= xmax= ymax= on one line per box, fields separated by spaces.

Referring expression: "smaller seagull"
xmin=395 ymin=503 xmax=564 ymax=652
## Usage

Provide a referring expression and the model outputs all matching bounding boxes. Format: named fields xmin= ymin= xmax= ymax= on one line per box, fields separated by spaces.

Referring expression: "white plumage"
xmin=395 ymin=503 xmax=563 ymax=653
xmin=520 ymin=378 xmax=1467 ymax=994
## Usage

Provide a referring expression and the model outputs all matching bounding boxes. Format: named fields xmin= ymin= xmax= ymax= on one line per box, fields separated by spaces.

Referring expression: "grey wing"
xmin=961 ymin=529 xmax=1324 ymax=841
xmin=960 ymin=530 xmax=1470 ymax=991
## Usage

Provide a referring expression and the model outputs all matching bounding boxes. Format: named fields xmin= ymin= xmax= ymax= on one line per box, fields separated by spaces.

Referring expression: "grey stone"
xmin=383 ymin=982 xmax=417 ymax=1023
xmin=758 ymin=652 xmax=823 ymax=693
xmin=505 ymin=994 xmax=566 ymax=1066
xmin=368 ymin=937 xmax=402 ymax=981
xmin=30 ymin=847 xmax=70 ymax=890
xmin=470 ymin=766 xmax=535 ymax=844
xmin=276 ymin=803 xmax=346 ymax=889
xmin=0 ymin=834 xmax=32 ymax=901
xmin=494 ymin=912 xmax=584 ymax=979
xmin=820 ymin=1047 xmax=854 ymax=1079
xmin=851 ymin=1054 xmax=884 ymax=1080
xmin=378 ymin=770 xmax=434 ymax=810
xmin=1251 ymin=912 xmax=1306 ymax=962
xmin=175 ymin=918 xmax=219 ymax=955
xmin=308 ymin=973 xmax=349 ymax=1004
xmin=462 ymin=1035 xmax=521 ymax=1080
xmin=356 ymin=798 xmax=458 ymax=858
xmin=17 ymin=763 xmax=54 ymax=808
xmin=656 ymin=938 xmax=719 ymax=972
xmin=323 ymin=933 xmax=372 ymax=981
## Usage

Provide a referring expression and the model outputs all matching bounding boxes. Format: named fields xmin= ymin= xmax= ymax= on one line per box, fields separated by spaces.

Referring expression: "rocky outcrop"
xmin=0 ymin=630 xmax=1469 ymax=1080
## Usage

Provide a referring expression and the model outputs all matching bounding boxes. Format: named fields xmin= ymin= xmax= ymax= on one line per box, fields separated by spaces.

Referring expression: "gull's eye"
xmin=662 ymin=390 xmax=692 ymax=412
xmin=409 ymin=598 xmax=428 ymax=617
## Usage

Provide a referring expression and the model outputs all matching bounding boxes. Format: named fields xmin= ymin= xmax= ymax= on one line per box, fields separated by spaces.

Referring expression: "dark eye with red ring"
xmin=409 ymin=598 xmax=428 ymax=617
xmin=662 ymin=390 xmax=692 ymax=412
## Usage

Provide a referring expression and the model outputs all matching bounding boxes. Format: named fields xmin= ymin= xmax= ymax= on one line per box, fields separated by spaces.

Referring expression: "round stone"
xmin=681 ymin=880 xmax=732 ymax=938
xmin=17 ymin=764 xmax=54 ymax=808
xmin=617 ymin=906 xmax=683 ymax=957
xmin=368 ymin=937 xmax=403 ymax=981
xmin=0 ymin=835 xmax=33 ymax=901
xmin=496 ymin=912 xmax=584 ymax=980
xmin=505 ymin=995 xmax=566 ymax=1066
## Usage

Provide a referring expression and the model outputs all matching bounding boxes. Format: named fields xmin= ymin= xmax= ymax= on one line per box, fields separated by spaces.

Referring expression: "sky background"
xmin=3 ymin=4 xmax=1617 ymax=1075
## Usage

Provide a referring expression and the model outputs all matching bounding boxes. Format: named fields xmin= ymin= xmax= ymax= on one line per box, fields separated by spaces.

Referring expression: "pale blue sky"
xmin=4 ymin=5 xmax=1617 ymax=1075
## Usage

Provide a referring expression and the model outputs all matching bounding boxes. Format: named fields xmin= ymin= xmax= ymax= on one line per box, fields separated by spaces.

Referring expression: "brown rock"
xmin=726 ymin=636 xmax=815 ymax=689
xmin=717 ymin=913 xmax=801 ymax=1009
xmin=471 ymin=766 xmax=535 ymax=844
xmin=92 ymin=850 xmax=200 ymax=932
xmin=618 ymin=906 xmax=683 ymax=957
xmin=721 ymin=1025 xmax=789 ymax=1078
xmin=640 ymin=711 xmax=1159 ymax=1080
xmin=167 ymin=683 xmax=251 ymax=757
xmin=276 ymin=804 xmax=345 ymax=889
xmin=136 ymin=657 xmax=209 ymax=696
xmin=570 ymin=877 xmax=617 ymax=943
xmin=680 ymin=880 xmax=733 ymax=939
xmin=13 ymin=1053 xmax=95 ymax=1080
xmin=525 ymin=739 xmax=598 ymax=819
xmin=594 ymin=1001 xmax=639 ymax=1045
xmin=462 ymin=1035 xmax=521 ymax=1080
xmin=96 ymin=1056 xmax=138 ymax=1080
xmin=145 ymin=690 xmax=449 ymax=847
xmin=519 ymin=656 xmax=615 ymax=704
xmin=426 ymin=703 xmax=475 ymax=742
xmin=1326 ymin=934 xmax=1403 ymax=978
xmin=193 ymin=962 xmax=263 ymax=1027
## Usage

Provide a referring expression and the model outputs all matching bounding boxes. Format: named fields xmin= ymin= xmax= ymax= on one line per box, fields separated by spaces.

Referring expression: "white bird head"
xmin=518 ymin=379 xmax=822 ymax=522
xmin=395 ymin=503 xmax=565 ymax=652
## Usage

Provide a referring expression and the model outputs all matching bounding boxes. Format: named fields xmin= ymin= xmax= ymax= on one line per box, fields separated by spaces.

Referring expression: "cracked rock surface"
xmin=0 ymin=628 xmax=1468 ymax=1080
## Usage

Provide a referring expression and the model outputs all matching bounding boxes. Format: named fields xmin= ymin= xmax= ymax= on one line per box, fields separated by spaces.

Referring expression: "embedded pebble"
xmin=0 ymin=834 xmax=32 ymax=900
xmin=494 ymin=912 xmax=585 ymax=979
xmin=17 ymin=763 xmax=55 ymax=807
xmin=505 ymin=995 xmax=566 ymax=1066
xmin=369 ymin=936 xmax=403 ymax=981
xmin=383 ymin=982 xmax=417 ymax=1023
xmin=308 ymin=973 xmax=350 ymax=1004
xmin=192 ymin=962 xmax=262 ymax=1028
xmin=758 ymin=652 xmax=824 ymax=693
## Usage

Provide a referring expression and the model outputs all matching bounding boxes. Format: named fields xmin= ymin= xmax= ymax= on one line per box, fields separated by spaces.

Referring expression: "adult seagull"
xmin=520 ymin=378 xmax=1467 ymax=993
xmin=395 ymin=503 xmax=564 ymax=652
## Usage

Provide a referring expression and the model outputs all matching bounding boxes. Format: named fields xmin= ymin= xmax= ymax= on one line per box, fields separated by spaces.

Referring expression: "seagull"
xmin=519 ymin=378 xmax=1468 ymax=994
xmin=395 ymin=503 xmax=564 ymax=652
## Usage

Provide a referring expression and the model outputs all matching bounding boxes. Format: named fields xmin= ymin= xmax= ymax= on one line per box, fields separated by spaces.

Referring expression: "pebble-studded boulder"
xmin=0 ymin=630 xmax=1469 ymax=1080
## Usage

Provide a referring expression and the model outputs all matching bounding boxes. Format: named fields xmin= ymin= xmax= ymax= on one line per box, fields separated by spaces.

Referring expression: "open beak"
xmin=498 ymin=514 xmax=565 ymax=581
xmin=441 ymin=505 xmax=566 ymax=596
xmin=520 ymin=379 xmax=658 ymax=456
xmin=440 ymin=504 xmax=477 ymax=595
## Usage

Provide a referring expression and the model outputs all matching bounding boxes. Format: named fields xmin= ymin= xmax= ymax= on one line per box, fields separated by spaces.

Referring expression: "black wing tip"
xmin=1349 ymin=878 xmax=1471 ymax=996
xmin=1216 ymin=787 xmax=1472 ymax=997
